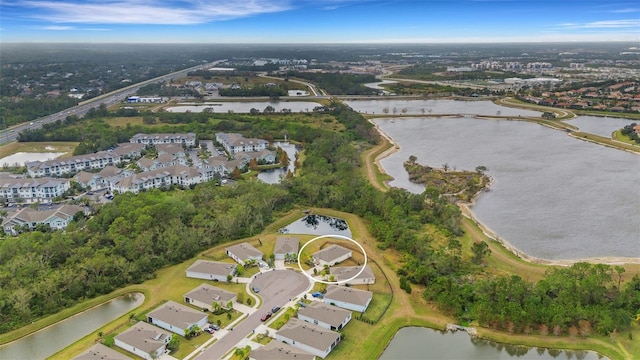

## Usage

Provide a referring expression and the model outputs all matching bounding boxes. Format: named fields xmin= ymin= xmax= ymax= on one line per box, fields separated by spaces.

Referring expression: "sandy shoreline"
xmin=371 ymin=118 xmax=640 ymax=266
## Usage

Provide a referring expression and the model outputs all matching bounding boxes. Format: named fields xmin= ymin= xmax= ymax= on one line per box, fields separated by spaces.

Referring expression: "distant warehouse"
xmin=126 ymin=96 xmax=164 ymax=103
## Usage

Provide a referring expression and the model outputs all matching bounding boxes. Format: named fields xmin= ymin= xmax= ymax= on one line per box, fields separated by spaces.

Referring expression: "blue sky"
xmin=1 ymin=0 xmax=639 ymax=43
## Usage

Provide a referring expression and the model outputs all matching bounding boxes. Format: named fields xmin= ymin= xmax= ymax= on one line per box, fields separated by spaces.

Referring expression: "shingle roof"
xmin=185 ymin=284 xmax=236 ymax=304
xmin=329 ymin=265 xmax=375 ymax=282
xmin=251 ymin=341 xmax=315 ymax=360
xmin=298 ymin=302 xmax=351 ymax=328
xmin=147 ymin=301 xmax=207 ymax=330
xmin=114 ymin=321 xmax=170 ymax=355
xmin=73 ymin=343 xmax=130 ymax=360
xmin=276 ymin=318 xmax=340 ymax=353
xmin=186 ymin=260 xmax=236 ymax=277
xmin=274 ymin=237 xmax=299 ymax=255
xmin=225 ymin=242 xmax=263 ymax=260
xmin=324 ymin=285 xmax=372 ymax=308
xmin=312 ymin=245 xmax=352 ymax=264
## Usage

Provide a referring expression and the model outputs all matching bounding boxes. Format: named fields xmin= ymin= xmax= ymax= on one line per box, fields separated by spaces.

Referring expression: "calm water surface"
xmin=279 ymin=215 xmax=352 ymax=238
xmin=0 ymin=293 xmax=143 ymax=360
xmin=563 ymin=116 xmax=637 ymax=137
xmin=166 ymin=101 xmax=321 ymax=113
xmin=0 ymin=152 xmax=64 ymax=166
xmin=375 ymin=117 xmax=639 ymax=260
xmin=345 ymin=99 xmax=541 ymax=117
xmin=379 ymin=327 xmax=606 ymax=360
xmin=257 ymin=142 xmax=299 ymax=184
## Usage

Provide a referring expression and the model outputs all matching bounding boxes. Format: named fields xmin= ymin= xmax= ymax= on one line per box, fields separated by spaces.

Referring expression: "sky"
xmin=1 ymin=0 xmax=639 ymax=43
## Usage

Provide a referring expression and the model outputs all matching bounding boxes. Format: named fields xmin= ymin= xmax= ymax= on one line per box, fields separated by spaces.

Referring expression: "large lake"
xmin=345 ymin=99 xmax=541 ymax=117
xmin=166 ymin=101 xmax=321 ymax=113
xmin=563 ymin=116 xmax=637 ymax=137
xmin=374 ymin=116 xmax=639 ymax=261
xmin=380 ymin=327 xmax=606 ymax=360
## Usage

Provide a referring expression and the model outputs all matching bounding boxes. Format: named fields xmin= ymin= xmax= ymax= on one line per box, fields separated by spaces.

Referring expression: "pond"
xmin=257 ymin=141 xmax=299 ymax=184
xmin=374 ymin=116 xmax=639 ymax=261
xmin=166 ymin=101 xmax=321 ymax=113
xmin=0 ymin=152 xmax=65 ymax=167
xmin=345 ymin=99 xmax=541 ymax=117
xmin=0 ymin=293 xmax=144 ymax=360
xmin=279 ymin=214 xmax=352 ymax=238
xmin=563 ymin=116 xmax=637 ymax=137
xmin=379 ymin=327 xmax=607 ymax=360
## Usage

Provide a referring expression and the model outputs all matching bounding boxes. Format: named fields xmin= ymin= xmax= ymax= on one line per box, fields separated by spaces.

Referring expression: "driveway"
xmin=195 ymin=269 xmax=309 ymax=360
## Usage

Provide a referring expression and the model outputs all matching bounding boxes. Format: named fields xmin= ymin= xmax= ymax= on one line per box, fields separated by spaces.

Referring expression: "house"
xmin=73 ymin=343 xmax=130 ymax=360
xmin=298 ymin=302 xmax=352 ymax=331
xmin=130 ymin=133 xmax=196 ymax=147
xmin=274 ymin=236 xmax=299 ymax=260
xmin=186 ymin=260 xmax=236 ymax=282
xmin=323 ymin=285 xmax=373 ymax=313
xmin=250 ymin=341 xmax=316 ymax=360
xmin=114 ymin=321 xmax=172 ymax=360
xmin=74 ymin=171 xmax=100 ymax=190
xmin=26 ymin=151 xmax=121 ymax=177
xmin=2 ymin=204 xmax=87 ymax=235
xmin=146 ymin=300 xmax=209 ymax=336
xmin=156 ymin=143 xmax=186 ymax=157
xmin=275 ymin=318 xmax=341 ymax=359
xmin=225 ymin=242 xmax=263 ymax=265
xmin=0 ymin=177 xmax=71 ymax=203
xmin=215 ymin=132 xmax=269 ymax=154
xmin=108 ymin=164 xmax=204 ymax=194
xmin=329 ymin=265 xmax=375 ymax=285
xmin=184 ymin=284 xmax=236 ymax=311
xmin=312 ymin=245 xmax=352 ymax=267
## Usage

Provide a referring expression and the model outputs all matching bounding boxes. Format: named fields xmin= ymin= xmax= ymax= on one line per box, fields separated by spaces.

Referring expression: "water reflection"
xmin=279 ymin=215 xmax=352 ymax=237
xmin=379 ymin=327 xmax=606 ymax=360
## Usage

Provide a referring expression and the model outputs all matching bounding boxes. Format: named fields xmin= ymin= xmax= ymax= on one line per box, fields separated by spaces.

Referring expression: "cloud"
xmin=20 ymin=0 xmax=293 ymax=25
xmin=558 ymin=19 xmax=640 ymax=29
xmin=609 ymin=8 xmax=639 ymax=13
xmin=36 ymin=25 xmax=111 ymax=31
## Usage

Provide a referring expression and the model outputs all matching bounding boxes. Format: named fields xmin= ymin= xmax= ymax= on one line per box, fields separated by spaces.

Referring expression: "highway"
xmin=0 ymin=60 xmax=226 ymax=145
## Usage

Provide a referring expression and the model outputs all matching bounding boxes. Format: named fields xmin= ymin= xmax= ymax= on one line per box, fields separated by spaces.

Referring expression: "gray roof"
xmin=298 ymin=302 xmax=351 ymax=328
xmin=114 ymin=321 xmax=170 ymax=355
xmin=251 ymin=341 xmax=315 ymax=360
xmin=312 ymin=245 xmax=352 ymax=263
xmin=276 ymin=318 xmax=340 ymax=353
xmin=0 ymin=177 xmax=69 ymax=190
xmin=185 ymin=283 xmax=236 ymax=304
xmin=131 ymin=132 xmax=196 ymax=142
xmin=225 ymin=242 xmax=263 ymax=260
xmin=215 ymin=132 xmax=268 ymax=148
xmin=329 ymin=265 xmax=375 ymax=282
xmin=3 ymin=204 xmax=85 ymax=227
xmin=112 ymin=142 xmax=144 ymax=156
xmin=186 ymin=260 xmax=236 ymax=277
xmin=324 ymin=285 xmax=372 ymax=307
xmin=274 ymin=237 xmax=299 ymax=255
xmin=73 ymin=343 xmax=130 ymax=360
xmin=147 ymin=301 xmax=207 ymax=330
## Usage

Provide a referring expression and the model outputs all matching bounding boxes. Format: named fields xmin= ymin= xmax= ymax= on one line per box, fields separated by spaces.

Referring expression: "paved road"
xmin=195 ymin=269 xmax=309 ymax=360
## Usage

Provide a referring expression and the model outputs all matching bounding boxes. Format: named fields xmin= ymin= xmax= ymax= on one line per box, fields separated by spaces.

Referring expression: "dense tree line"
xmin=287 ymin=71 xmax=376 ymax=95
xmin=0 ymin=96 xmax=79 ymax=127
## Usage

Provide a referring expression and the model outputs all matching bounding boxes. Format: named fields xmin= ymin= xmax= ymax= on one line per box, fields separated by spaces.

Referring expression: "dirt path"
xmin=363 ymin=119 xmax=399 ymax=192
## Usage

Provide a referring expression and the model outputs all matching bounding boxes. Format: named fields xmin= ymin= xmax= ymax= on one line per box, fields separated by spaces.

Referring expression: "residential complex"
xmin=0 ymin=176 xmax=70 ymax=203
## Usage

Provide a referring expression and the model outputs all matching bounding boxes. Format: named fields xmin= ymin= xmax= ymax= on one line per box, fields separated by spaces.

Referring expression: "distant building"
xmin=126 ymin=96 xmax=164 ymax=103
xmin=0 ymin=177 xmax=71 ymax=203
xmin=215 ymin=132 xmax=268 ymax=154
xmin=130 ymin=133 xmax=196 ymax=147
xmin=26 ymin=151 xmax=121 ymax=177
xmin=2 ymin=204 xmax=88 ymax=235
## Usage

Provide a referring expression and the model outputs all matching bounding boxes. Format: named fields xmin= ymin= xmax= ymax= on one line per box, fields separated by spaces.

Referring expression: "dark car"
xmin=203 ymin=327 xmax=214 ymax=334
xmin=260 ymin=312 xmax=272 ymax=321
xmin=252 ymin=286 xmax=260 ymax=293
xmin=271 ymin=306 xmax=281 ymax=313
xmin=210 ymin=324 xmax=220 ymax=331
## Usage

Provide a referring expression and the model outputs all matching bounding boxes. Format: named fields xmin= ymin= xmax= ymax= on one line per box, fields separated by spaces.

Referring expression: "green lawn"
xmin=171 ymin=332 xmax=213 ymax=359
xmin=252 ymin=332 xmax=273 ymax=345
xmin=360 ymin=292 xmax=393 ymax=323
xmin=268 ymin=307 xmax=296 ymax=330
xmin=208 ymin=309 xmax=243 ymax=330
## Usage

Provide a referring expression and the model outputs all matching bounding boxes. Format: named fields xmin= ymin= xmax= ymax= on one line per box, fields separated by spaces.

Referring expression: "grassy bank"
xmin=0 ymin=141 xmax=78 ymax=160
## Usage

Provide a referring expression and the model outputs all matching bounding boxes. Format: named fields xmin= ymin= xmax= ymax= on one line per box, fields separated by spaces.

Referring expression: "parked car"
xmin=210 ymin=324 xmax=220 ymax=331
xmin=252 ymin=286 xmax=260 ymax=293
xmin=312 ymin=292 xmax=324 ymax=298
xmin=260 ymin=312 xmax=272 ymax=321
xmin=297 ymin=302 xmax=307 ymax=308
xmin=203 ymin=327 xmax=215 ymax=334
xmin=271 ymin=306 xmax=281 ymax=313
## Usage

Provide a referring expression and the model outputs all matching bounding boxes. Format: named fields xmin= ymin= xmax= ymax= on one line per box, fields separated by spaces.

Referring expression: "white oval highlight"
xmin=297 ymin=234 xmax=368 ymax=285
